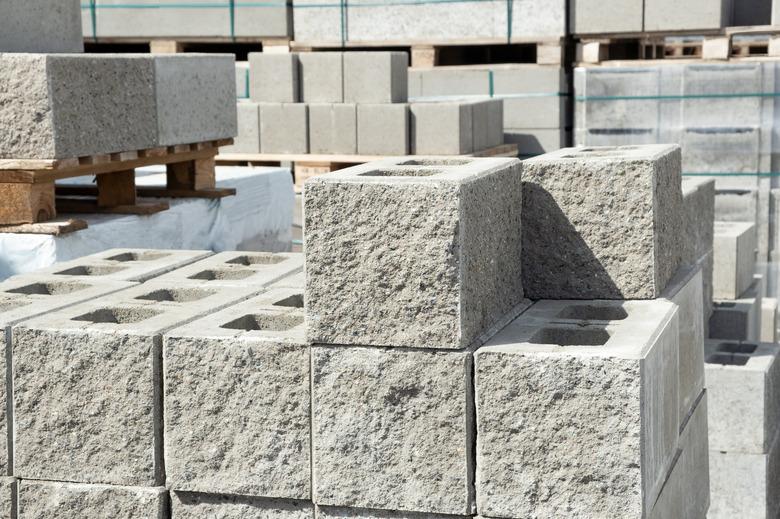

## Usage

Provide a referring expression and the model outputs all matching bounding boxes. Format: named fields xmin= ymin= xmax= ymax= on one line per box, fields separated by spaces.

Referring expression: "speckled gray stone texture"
xmin=17 ymin=480 xmax=167 ymax=518
xmin=522 ymin=145 xmax=684 ymax=299
xmin=172 ymin=492 xmax=313 ymax=518
xmin=410 ymin=102 xmax=472 ymax=154
xmin=260 ymin=103 xmax=309 ymax=154
xmin=0 ymin=478 xmax=14 ymax=518
xmin=344 ymin=52 xmax=407 ymax=103
xmin=356 ymin=104 xmax=409 ymax=155
xmin=316 ymin=505 xmax=470 ymax=518
xmin=299 ymin=52 xmax=344 ymax=103
xmin=249 ymin=53 xmax=299 ymax=103
xmin=0 ymin=0 xmax=83 ymax=52
xmin=309 ymin=104 xmax=357 ymax=154
xmin=304 ymin=157 xmax=524 ymax=349
xmin=312 ymin=346 xmax=474 ymax=515
xmin=154 ymin=251 xmax=303 ymax=288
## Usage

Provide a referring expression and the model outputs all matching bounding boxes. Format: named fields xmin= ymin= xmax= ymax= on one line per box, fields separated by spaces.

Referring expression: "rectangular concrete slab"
xmin=713 ymin=221 xmax=757 ymax=300
xmin=249 ymin=53 xmax=300 ymax=103
xmin=762 ymin=297 xmax=778 ymax=342
xmin=344 ymin=52 xmax=408 ymax=103
xmin=155 ymin=251 xmax=303 ymax=288
xmin=356 ymin=104 xmax=409 ymax=155
xmin=682 ymin=177 xmax=715 ymax=318
xmin=410 ymin=102 xmax=473 ymax=155
xmin=710 ymin=278 xmax=762 ymax=341
xmin=299 ymin=52 xmax=344 ymax=103
xmin=645 ymin=0 xmax=732 ymax=30
xmin=172 ymin=492 xmax=313 ymax=518
xmin=504 ymin=128 xmax=569 ymax=157
xmin=236 ymin=62 xmax=250 ymax=99
xmin=304 ymin=157 xmax=525 ymax=349
xmin=309 ymin=104 xmax=357 ymax=155
xmin=0 ymin=0 xmax=83 ymax=52
xmin=223 ymin=102 xmax=261 ymax=154
xmin=260 ymin=103 xmax=309 ymax=154
xmin=470 ymin=100 xmax=503 ymax=152
xmin=570 ymin=0 xmax=643 ymax=34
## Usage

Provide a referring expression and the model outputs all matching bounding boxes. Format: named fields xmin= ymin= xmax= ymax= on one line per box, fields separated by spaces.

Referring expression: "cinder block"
xmin=475 ymin=299 xmax=680 ymax=518
xmin=710 ymin=278 xmax=763 ymax=341
xmin=269 ymin=270 xmax=305 ymax=290
xmin=715 ymin=189 xmax=759 ymax=227
xmin=344 ymin=52 xmax=408 ymax=104
xmin=12 ymin=281 xmax=262 ymax=485
xmin=415 ymin=68 xmax=490 ymax=97
xmin=356 ymin=104 xmax=409 ymax=155
xmin=299 ymin=52 xmax=344 ymax=102
xmin=17 ymin=480 xmax=167 ymax=518
xmin=316 ymin=505 xmax=468 ymax=518
xmin=164 ymin=289 xmax=309 ymax=498
xmin=305 ymin=157 xmax=526 ymax=349
xmin=1 ymin=0 xmax=82 ymax=52
xmin=410 ymin=102 xmax=473 ymax=155
xmin=309 ymin=104 xmax=357 ymax=155
xmin=762 ymin=298 xmax=778 ymax=343
xmin=172 ymin=491 xmax=313 ymax=518
xmin=249 ymin=53 xmax=300 ymax=103
xmin=645 ymin=0 xmax=732 ymax=30
xmin=570 ymin=0 xmax=643 ymax=33
xmin=682 ymin=128 xmax=762 ymax=191
xmin=522 ymin=145 xmax=684 ymax=299
xmin=470 ymin=100 xmax=503 ymax=152
xmin=222 ymin=102 xmax=261 ymax=154
xmin=260 ymin=103 xmax=309 ymax=154
xmin=312 ymin=345 xmax=474 ymax=515
xmin=504 ymin=128 xmax=569 ymax=157
xmin=155 ymin=251 xmax=303 ymax=288
xmin=713 ymin=221 xmax=757 ymax=299
xmin=492 ymin=65 xmax=569 ymax=129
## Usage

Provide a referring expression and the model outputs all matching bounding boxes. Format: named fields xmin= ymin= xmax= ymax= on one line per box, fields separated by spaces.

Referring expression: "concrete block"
xmin=710 ymin=278 xmax=762 ymax=342
xmin=155 ymin=251 xmax=303 ymax=288
xmin=470 ymin=100 xmax=503 ymax=152
xmin=305 ymin=157 xmax=526 ymax=349
xmin=249 ymin=53 xmax=300 ymax=103
xmin=316 ymin=506 xmax=469 ymax=518
xmin=269 ymin=270 xmax=305 ymax=290
xmin=0 ymin=0 xmax=83 ymax=52
xmin=504 ymin=128 xmax=568 ymax=157
xmin=645 ymin=0 xmax=732 ymax=30
xmin=713 ymin=221 xmax=757 ymax=300
xmin=570 ymin=0 xmax=643 ymax=34
xmin=492 ymin=65 xmax=569 ymax=128
xmin=164 ymin=289 xmax=309 ymax=498
xmin=18 ymin=480 xmax=167 ymax=518
xmin=312 ymin=345 xmax=474 ymax=515
xmin=475 ymin=299 xmax=680 ymax=518
xmin=410 ymin=102 xmax=473 ymax=155
xmin=344 ymin=52 xmax=408 ymax=104
xmin=233 ymin=3 xmax=292 ymax=38
xmin=522 ymin=145 xmax=684 ymax=299
xmin=236 ymin=62 xmax=250 ymax=99
xmin=259 ymin=103 xmax=309 ymax=154
xmin=415 ymin=68 xmax=490 ymax=97
xmin=12 ymin=281 xmax=262 ymax=486
xmin=309 ymin=104 xmax=357 ymax=155
xmin=715 ymin=189 xmax=759 ymax=225
xmin=172 ymin=492 xmax=313 ymax=518
xmin=682 ymin=128 xmax=761 ymax=191
xmin=762 ymin=298 xmax=778 ymax=343
xmin=356 ymin=104 xmax=409 ymax=155
xmin=222 ymin=102 xmax=261 ymax=154
xmin=299 ymin=52 xmax=344 ymax=103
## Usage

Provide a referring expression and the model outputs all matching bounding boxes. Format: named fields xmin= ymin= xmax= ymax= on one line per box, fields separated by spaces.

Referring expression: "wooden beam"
xmin=0 ymin=181 xmax=55 ymax=225
xmin=97 ymin=169 xmax=136 ymax=208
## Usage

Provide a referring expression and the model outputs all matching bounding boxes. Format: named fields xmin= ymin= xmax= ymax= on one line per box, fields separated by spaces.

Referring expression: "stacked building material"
xmin=0 ymin=0 xmax=83 ymax=53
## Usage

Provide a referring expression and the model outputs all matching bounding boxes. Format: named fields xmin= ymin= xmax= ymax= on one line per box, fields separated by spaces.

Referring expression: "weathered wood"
xmin=97 ymin=169 xmax=136 ymax=208
xmin=166 ymin=157 xmax=216 ymax=191
xmin=0 ymin=181 xmax=56 ymax=225
xmin=0 ymin=218 xmax=88 ymax=235
xmin=56 ymin=198 xmax=169 ymax=216
xmin=150 ymin=40 xmax=184 ymax=53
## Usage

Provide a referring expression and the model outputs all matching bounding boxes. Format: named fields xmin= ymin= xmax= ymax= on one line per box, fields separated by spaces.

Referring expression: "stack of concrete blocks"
xmin=409 ymin=64 xmax=569 ymax=157
xmin=704 ymin=340 xmax=780 ymax=518
xmin=0 ymin=0 xmax=83 ymax=52
xmin=570 ymin=0 xmax=735 ymax=33
xmin=682 ymin=177 xmax=716 ymax=322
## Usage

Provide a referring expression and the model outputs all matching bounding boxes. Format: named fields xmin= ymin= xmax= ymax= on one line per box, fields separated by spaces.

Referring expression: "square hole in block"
xmin=397 ymin=159 xmax=471 ymax=166
xmin=715 ymin=302 xmax=737 ymax=309
xmin=530 ymin=327 xmax=610 ymax=346
xmin=225 ymin=254 xmax=285 ymax=266
xmin=220 ymin=313 xmax=303 ymax=331
xmin=273 ymin=294 xmax=304 ymax=308
xmin=716 ymin=342 xmax=758 ymax=354
xmin=555 ymin=304 xmax=628 ymax=321
xmin=105 ymin=251 xmax=170 ymax=262
xmin=188 ymin=269 xmax=254 ymax=281
xmin=55 ymin=265 xmax=127 ymax=276
xmin=360 ymin=168 xmax=442 ymax=178
xmin=0 ymin=298 xmax=30 ymax=312
xmin=72 ymin=307 xmax=161 ymax=324
xmin=706 ymin=353 xmax=750 ymax=366
xmin=5 ymin=281 xmax=89 ymax=296
xmin=135 ymin=288 xmax=215 ymax=303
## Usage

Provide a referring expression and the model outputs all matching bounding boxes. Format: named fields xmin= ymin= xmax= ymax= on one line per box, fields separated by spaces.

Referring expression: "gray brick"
xmin=356 ymin=104 xmax=409 ymax=155
xmin=260 ymin=103 xmax=309 ymax=154
xmin=410 ymin=102 xmax=472 ymax=155
xmin=299 ymin=52 xmax=344 ymax=103
xmin=249 ymin=53 xmax=300 ymax=103
xmin=0 ymin=0 xmax=83 ymax=52
xmin=344 ymin=52 xmax=407 ymax=104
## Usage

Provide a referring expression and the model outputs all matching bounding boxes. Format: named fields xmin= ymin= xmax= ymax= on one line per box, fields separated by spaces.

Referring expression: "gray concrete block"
xmin=260 ymin=103 xmax=309 ymax=154
xmin=344 ymin=52 xmax=407 ymax=104
xmin=12 ymin=281 xmax=262 ymax=486
xmin=715 ymin=189 xmax=758 ymax=225
xmin=18 ymin=480 xmax=167 ymax=518
xmin=309 ymin=104 xmax=357 ymax=155
xmin=485 ymin=99 xmax=504 ymax=148
xmin=249 ymin=53 xmax=300 ymax=103
xmin=269 ymin=270 xmax=305 ymax=290
xmin=710 ymin=278 xmax=763 ymax=342
xmin=522 ymin=145 xmax=685 ymax=299
xmin=89 ymin=0 xmax=227 ymax=38
xmin=236 ymin=62 xmax=250 ymax=99
xmin=299 ymin=52 xmax=344 ymax=103
xmin=172 ymin=492 xmax=313 ymax=518
xmin=775 ymin=0 xmax=780 ymax=24
xmin=713 ymin=221 xmax=757 ymax=300
xmin=682 ymin=128 xmax=762 ymax=191
xmin=570 ymin=0 xmax=643 ymax=34
xmin=222 ymin=102 xmax=261 ymax=154
xmin=645 ymin=0 xmax=732 ymax=30
xmin=504 ymin=128 xmax=568 ymax=157
xmin=316 ymin=505 xmax=469 ymax=518
xmin=312 ymin=345 xmax=474 ymax=515
xmin=475 ymin=299 xmax=680 ymax=518
xmin=164 ymin=289 xmax=309 ymax=498
xmin=416 ymin=68 xmax=490 ymax=97
xmin=1 ymin=0 xmax=82 ymax=52
xmin=733 ymin=0 xmax=772 ymax=24
xmin=682 ymin=178 xmax=715 ymax=267
xmin=356 ymin=104 xmax=409 ymax=155
xmin=0 ymin=478 xmax=14 ymax=518
xmin=233 ymin=3 xmax=292 ymax=38
xmin=155 ymin=251 xmax=303 ymax=288
xmin=410 ymin=102 xmax=473 ymax=155
xmin=762 ymin=297 xmax=778 ymax=343
xmin=470 ymin=100 xmax=503 ymax=152
xmin=305 ymin=157 xmax=526 ymax=349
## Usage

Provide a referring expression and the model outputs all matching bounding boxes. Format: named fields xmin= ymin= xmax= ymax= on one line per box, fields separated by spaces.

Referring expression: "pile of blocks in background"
xmin=226 ymin=52 xmax=504 ymax=156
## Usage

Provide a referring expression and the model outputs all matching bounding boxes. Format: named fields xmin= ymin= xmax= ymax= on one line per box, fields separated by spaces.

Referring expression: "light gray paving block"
xmin=570 ymin=0 xmax=643 ymax=34
xmin=305 ymin=157 xmax=525 ymax=349
xmin=713 ymin=221 xmax=757 ymax=299
xmin=299 ymin=52 xmax=344 ymax=103
xmin=470 ymin=99 xmax=503 ymax=152
xmin=312 ymin=345 xmax=474 ymax=515
xmin=223 ymin=102 xmax=261 ymax=154
xmin=164 ymin=289 xmax=309 ymax=498
xmin=249 ymin=53 xmax=300 ymax=103
xmin=316 ymin=505 xmax=469 ymax=518
xmin=522 ymin=145 xmax=684 ymax=299
xmin=410 ymin=102 xmax=473 ymax=155
xmin=172 ymin=492 xmax=313 ymax=518
xmin=90 ymin=0 xmax=229 ymax=38
xmin=260 ymin=103 xmax=309 ymax=154
xmin=416 ymin=68 xmax=490 ymax=97
xmin=356 ymin=104 xmax=409 ymax=155
xmin=762 ymin=297 xmax=778 ymax=343
xmin=309 ymin=103 xmax=357 ymax=155
xmin=344 ymin=52 xmax=408 ymax=104
xmin=504 ymin=128 xmax=569 ymax=157
xmin=0 ymin=0 xmax=83 ymax=52
xmin=12 ymin=281 xmax=262 ymax=486
xmin=710 ymin=278 xmax=762 ymax=342
xmin=645 ymin=0 xmax=733 ymax=30
xmin=475 ymin=299 xmax=680 ymax=518
xmin=715 ymin=189 xmax=759 ymax=225
xmin=18 ymin=480 xmax=167 ymax=518
xmin=269 ymin=270 xmax=305 ymax=290
xmin=155 ymin=251 xmax=303 ymax=288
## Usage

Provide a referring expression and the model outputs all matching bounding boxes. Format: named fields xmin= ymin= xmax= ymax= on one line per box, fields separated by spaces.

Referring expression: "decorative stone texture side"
xmin=172 ymin=492 xmax=314 ymax=518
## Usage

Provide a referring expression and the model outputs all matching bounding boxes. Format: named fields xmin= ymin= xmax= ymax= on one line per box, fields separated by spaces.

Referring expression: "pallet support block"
xmin=166 ymin=158 xmax=216 ymax=191
xmin=0 ymin=181 xmax=56 ymax=225
xmin=97 ymin=170 xmax=136 ymax=208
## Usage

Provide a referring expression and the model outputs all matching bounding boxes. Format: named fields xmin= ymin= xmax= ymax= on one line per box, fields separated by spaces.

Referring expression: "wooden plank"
xmin=0 ymin=170 xmax=36 ymax=183
xmin=537 ymin=42 xmax=564 ymax=65
xmin=0 ymin=182 xmax=56 ymax=225
xmin=0 ymin=218 xmax=88 ymax=236
xmin=97 ymin=169 xmax=136 ymax=208
xmin=150 ymin=40 xmax=184 ymax=53
xmin=56 ymin=198 xmax=169 ymax=216
xmin=135 ymin=186 xmax=236 ymax=199
xmin=411 ymin=46 xmax=439 ymax=68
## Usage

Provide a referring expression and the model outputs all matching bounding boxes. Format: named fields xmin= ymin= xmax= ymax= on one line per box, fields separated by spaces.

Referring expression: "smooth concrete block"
xmin=259 ymin=103 xmax=309 ymax=154
xmin=492 ymin=64 xmax=569 ymax=129
xmin=18 ymin=480 xmax=167 ymax=518
xmin=762 ymin=298 xmax=778 ymax=343
xmin=410 ymin=102 xmax=473 ymax=155
xmin=316 ymin=505 xmax=469 ymax=518
xmin=312 ymin=346 xmax=474 ymax=515
xmin=475 ymin=299 xmax=680 ymax=518
xmin=645 ymin=0 xmax=732 ymax=30
xmin=415 ymin=68 xmax=490 ymax=97
xmin=236 ymin=62 xmax=250 ymax=99
xmin=715 ymin=189 xmax=759 ymax=225
xmin=305 ymin=157 xmax=526 ymax=349
xmin=0 ymin=0 xmax=83 ymax=52
xmin=709 ymin=278 xmax=762 ymax=342
xmin=155 ymin=251 xmax=303 ymax=288
xmin=522 ymin=145 xmax=684 ymax=299
xmin=222 ymin=102 xmax=261 ymax=154
xmin=571 ymin=0 xmax=643 ymax=34
xmin=12 ymin=281 xmax=262 ymax=486
xmin=172 ymin=492 xmax=314 ymax=518
xmin=309 ymin=103 xmax=357 ymax=155
xmin=249 ymin=53 xmax=300 ymax=103
xmin=682 ymin=127 xmax=762 ymax=191
xmin=233 ymin=3 xmax=293 ymax=38
xmin=164 ymin=289 xmax=309 ymax=498
xmin=682 ymin=178 xmax=715 ymax=267
xmin=344 ymin=52 xmax=408 ymax=104
xmin=713 ymin=221 xmax=757 ymax=300
xmin=504 ymin=128 xmax=568 ymax=157
xmin=356 ymin=104 xmax=409 ymax=155
xmin=299 ymin=52 xmax=344 ymax=102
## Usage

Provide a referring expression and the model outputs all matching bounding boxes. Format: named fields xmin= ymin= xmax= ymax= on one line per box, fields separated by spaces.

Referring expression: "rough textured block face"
xmin=164 ymin=289 xmax=309 ymax=498
xmin=270 ymin=270 xmax=305 ymax=290
xmin=299 ymin=52 xmax=344 ymax=102
xmin=223 ymin=102 xmax=261 ymax=154
xmin=475 ymin=299 xmax=679 ymax=518
xmin=18 ymin=480 xmax=167 ymax=518
xmin=356 ymin=104 xmax=409 ymax=155
xmin=172 ymin=492 xmax=313 ymax=518
xmin=704 ymin=340 xmax=780 ymax=453
xmin=0 ymin=478 xmax=14 ymax=518
xmin=681 ymin=178 xmax=715 ymax=267
xmin=312 ymin=346 xmax=474 ymax=515
xmin=0 ymin=0 xmax=83 ymax=52
xmin=344 ymin=52 xmax=408 ymax=103
xmin=260 ymin=103 xmax=309 ymax=154
xmin=709 ymin=279 xmax=762 ymax=342
xmin=316 ymin=505 xmax=469 ymax=518
xmin=155 ymin=251 xmax=303 ymax=288
xmin=410 ymin=102 xmax=472 ymax=155
xmin=249 ymin=53 xmax=300 ymax=102
xmin=309 ymin=104 xmax=357 ymax=154
xmin=305 ymin=157 xmax=525 ymax=349
xmin=13 ymin=282 xmax=261 ymax=486
xmin=522 ymin=145 xmax=684 ymax=299
xmin=713 ymin=221 xmax=757 ymax=299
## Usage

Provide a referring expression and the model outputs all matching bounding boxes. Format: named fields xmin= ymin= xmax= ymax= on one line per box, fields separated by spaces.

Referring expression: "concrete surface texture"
xmin=409 ymin=102 xmax=473 ymax=155
xmin=260 ymin=103 xmax=310 ymax=154
xmin=299 ymin=52 xmax=344 ymax=103
xmin=223 ymin=102 xmax=261 ymax=154
xmin=0 ymin=0 xmax=83 ymax=52
xmin=570 ymin=0 xmax=643 ymax=34
xmin=309 ymin=103 xmax=357 ymax=155
xmin=344 ymin=52 xmax=408 ymax=104
xmin=682 ymin=178 xmax=715 ymax=319
xmin=154 ymin=251 xmax=303 ymax=288
xmin=644 ymin=0 xmax=733 ymax=31
xmin=249 ymin=53 xmax=300 ymax=103
xmin=713 ymin=221 xmax=758 ymax=300
xmin=171 ymin=492 xmax=314 ymax=518
xmin=356 ymin=104 xmax=409 ymax=155
xmin=709 ymin=278 xmax=763 ymax=341
xmin=762 ymin=297 xmax=778 ymax=342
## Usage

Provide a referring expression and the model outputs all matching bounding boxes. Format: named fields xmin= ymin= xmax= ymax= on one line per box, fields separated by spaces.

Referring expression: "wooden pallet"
xmin=0 ymin=139 xmax=236 ymax=234
xmin=84 ymin=37 xmax=292 ymax=55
